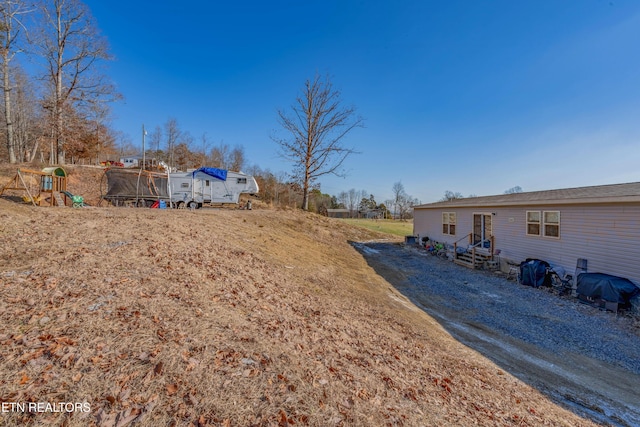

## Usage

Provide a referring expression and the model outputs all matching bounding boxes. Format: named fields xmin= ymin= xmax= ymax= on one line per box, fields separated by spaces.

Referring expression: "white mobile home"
xmin=413 ymin=182 xmax=640 ymax=285
xmin=119 ymin=156 xmax=140 ymax=168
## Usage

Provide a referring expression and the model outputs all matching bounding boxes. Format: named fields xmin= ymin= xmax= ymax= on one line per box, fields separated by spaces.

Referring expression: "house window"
xmin=526 ymin=210 xmax=560 ymax=238
xmin=543 ymin=211 xmax=560 ymax=238
xmin=442 ymin=212 xmax=456 ymax=235
xmin=205 ymin=180 xmax=210 ymax=187
xmin=526 ymin=211 xmax=541 ymax=236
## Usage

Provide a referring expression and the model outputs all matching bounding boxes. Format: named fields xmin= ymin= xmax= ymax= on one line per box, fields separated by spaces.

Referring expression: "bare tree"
xmin=504 ymin=185 xmax=523 ymax=194
xmin=174 ymin=142 xmax=196 ymax=171
xmin=439 ymin=190 xmax=465 ymax=202
xmin=392 ymin=181 xmax=405 ymax=218
xmin=391 ymin=181 xmax=419 ymax=220
xmin=117 ymin=139 xmax=137 ymax=157
xmin=148 ymin=125 xmax=162 ymax=160
xmin=87 ymin=98 xmax=110 ymax=164
xmin=346 ymin=188 xmax=359 ymax=217
xmin=4 ymin=65 xmax=41 ymax=161
xmin=337 ymin=190 xmax=348 ymax=209
xmin=196 ymin=132 xmax=210 ymax=167
xmin=209 ymin=142 xmax=229 ymax=169
xmin=229 ymin=145 xmax=245 ymax=171
xmin=384 ymin=199 xmax=394 ymax=217
xmin=1 ymin=0 xmax=32 ymax=163
xmin=398 ymin=194 xmax=419 ymax=220
xmin=37 ymin=0 xmax=117 ymax=164
xmin=164 ymin=117 xmax=181 ymax=169
xmin=273 ymin=74 xmax=363 ymax=211
xmin=174 ymin=131 xmax=194 ymax=170
xmin=208 ymin=142 xmax=245 ymax=171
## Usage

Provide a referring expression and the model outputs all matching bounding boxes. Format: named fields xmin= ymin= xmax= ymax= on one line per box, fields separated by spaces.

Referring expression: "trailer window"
xmin=181 ymin=182 xmax=189 ymax=189
xmin=205 ymin=180 xmax=210 ymax=187
xmin=237 ymin=178 xmax=247 ymax=184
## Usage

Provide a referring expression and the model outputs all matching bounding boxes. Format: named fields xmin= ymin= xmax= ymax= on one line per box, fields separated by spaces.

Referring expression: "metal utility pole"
xmin=142 ymin=124 xmax=146 ymax=169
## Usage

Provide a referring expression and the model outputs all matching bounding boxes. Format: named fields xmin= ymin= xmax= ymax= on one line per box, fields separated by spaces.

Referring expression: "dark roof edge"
xmin=414 ymin=181 xmax=640 ymax=209
xmin=414 ymin=196 xmax=640 ymax=209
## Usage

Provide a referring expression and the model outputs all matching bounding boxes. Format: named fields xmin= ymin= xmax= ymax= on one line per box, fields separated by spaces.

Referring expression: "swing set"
xmin=0 ymin=167 xmax=68 ymax=207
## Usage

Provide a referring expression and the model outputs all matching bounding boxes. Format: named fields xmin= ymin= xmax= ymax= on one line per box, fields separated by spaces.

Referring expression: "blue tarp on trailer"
xmin=192 ymin=167 xmax=227 ymax=181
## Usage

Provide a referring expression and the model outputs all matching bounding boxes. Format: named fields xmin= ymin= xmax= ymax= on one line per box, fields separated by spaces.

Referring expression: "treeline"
xmin=120 ymin=118 xmax=248 ymax=172
xmin=0 ymin=0 xmax=121 ymax=165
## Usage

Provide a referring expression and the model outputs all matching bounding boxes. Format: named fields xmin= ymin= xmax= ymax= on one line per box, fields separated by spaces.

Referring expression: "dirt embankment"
xmin=0 ymin=164 xmax=601 ymax=426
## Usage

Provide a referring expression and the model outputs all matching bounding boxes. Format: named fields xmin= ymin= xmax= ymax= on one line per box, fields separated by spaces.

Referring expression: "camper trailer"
xmin=102 ymin=167 xmax=259 ymax=208
xmin=169 ymin=168 xmax=259 ymax=209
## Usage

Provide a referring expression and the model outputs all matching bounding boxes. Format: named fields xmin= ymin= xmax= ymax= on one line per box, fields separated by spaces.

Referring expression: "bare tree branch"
xmin=36 ymin=0 xmax=119 ymax=164
xmin=273 ymin=74 xmax=363 ymax=210
xmin=1 ymin=0 xmax=33 ymax=163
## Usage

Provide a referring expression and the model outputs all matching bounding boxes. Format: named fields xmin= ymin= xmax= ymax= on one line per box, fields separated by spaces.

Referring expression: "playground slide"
xmin=62 ymin=191 xmax=89 ymax=207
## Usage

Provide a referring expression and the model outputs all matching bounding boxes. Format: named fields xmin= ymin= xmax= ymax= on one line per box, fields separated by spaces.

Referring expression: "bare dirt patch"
xmin=0 ymin=164 xmax=602 ymax=426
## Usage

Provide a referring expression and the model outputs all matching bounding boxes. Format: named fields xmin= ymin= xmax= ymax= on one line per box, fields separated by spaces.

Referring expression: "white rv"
xmin=169 ymin=167 xmax=259 ymax=209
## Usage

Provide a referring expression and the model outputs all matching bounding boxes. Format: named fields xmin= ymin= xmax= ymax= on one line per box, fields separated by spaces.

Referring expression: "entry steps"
xmin=454 ymin=247 xmax=493 ymax=269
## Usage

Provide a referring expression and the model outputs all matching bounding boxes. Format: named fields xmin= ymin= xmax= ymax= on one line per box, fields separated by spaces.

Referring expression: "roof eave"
xmin=414 ymin=196 xmax=640 ymax=210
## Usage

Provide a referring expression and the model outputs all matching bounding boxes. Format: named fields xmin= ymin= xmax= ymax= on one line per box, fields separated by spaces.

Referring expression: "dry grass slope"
xmin=0 ymin=165 xmax=598 ymax=426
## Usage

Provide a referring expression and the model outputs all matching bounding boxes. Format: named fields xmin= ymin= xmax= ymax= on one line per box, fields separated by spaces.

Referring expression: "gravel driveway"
xmin=355 ymin=241 xmax=640 ymax=427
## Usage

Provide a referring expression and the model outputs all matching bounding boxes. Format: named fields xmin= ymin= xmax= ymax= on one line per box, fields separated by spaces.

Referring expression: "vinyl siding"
xmin=413 ymin=210 xmax=468 ymax=246
xmin=414 ymin=203 xmax=640 ymax=284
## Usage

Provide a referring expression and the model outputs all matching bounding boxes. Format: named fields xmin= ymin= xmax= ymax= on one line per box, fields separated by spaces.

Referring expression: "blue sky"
xmin=84 ymin=0 xmax=640 ymax=204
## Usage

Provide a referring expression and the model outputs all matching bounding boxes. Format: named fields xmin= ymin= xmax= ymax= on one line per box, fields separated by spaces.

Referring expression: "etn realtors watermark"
xmin=2 ymin=401 xmax=91 ymax=413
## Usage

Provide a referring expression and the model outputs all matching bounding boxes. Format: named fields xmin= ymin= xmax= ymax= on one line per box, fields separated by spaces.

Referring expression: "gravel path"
xmin=355 ymin=241 xmax=640 ymax=427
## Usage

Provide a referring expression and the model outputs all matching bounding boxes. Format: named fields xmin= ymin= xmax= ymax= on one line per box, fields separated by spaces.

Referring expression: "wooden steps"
xmin=454 ymin=249 xmax=492 ymax=269
xmin=452 ymin=234 xmax=496 ymax=270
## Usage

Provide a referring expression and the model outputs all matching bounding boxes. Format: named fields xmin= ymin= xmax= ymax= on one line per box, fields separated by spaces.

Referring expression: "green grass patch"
xmin=341 ymin=218 xmax=413 ymax=237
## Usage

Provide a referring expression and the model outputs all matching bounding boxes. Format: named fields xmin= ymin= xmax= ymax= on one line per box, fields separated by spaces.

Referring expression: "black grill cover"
xmin=577 ymin=273 xmax=640 ymax=306
xmin=519 ymin=258 xmax=551 ymax=288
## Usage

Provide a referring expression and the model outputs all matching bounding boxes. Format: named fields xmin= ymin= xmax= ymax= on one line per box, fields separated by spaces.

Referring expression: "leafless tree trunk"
xmin=148 ymin=125 xmax=162 ymax=161
xmin=88 ymin=100 xmax=109 ymax=164
xmin=1 ymin=0 xmax=31 ymax=164
xmin=347 ymin=188 xmax=359 ymax=217
xmin=197 ymin=132 xmax=210 ymax=167
xmin=273 ymin=74 xmax=363 ymax=211
xmin=1 ymin=26 xmax=16 ymax=163
xmin=337 ymin=191 xmax=347 ymax=209
xmin=164 ymin=117 xmax=181 ymax=169
xmin=11 ymin=66 xmax=41 ymax=161
xmin=392 ymin=181 xmax=405 ymax=219
xmin=38 ymin=0 xmax=116 ymax=165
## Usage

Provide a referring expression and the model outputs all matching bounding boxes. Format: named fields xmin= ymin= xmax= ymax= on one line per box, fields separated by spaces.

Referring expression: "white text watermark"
xmin=1 ymin=402 xmax=91 ymax=414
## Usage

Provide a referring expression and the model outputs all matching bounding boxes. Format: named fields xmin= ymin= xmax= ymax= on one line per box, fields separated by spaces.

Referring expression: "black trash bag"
xmin=519 ymin=258 xmax=551 ymax=288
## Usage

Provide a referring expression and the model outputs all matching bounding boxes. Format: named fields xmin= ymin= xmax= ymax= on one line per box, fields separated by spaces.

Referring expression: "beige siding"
xmin=414 ymin=203 xmax=640 ymax=284
xmin=413 ymin=209 xmax=472 ymax=247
